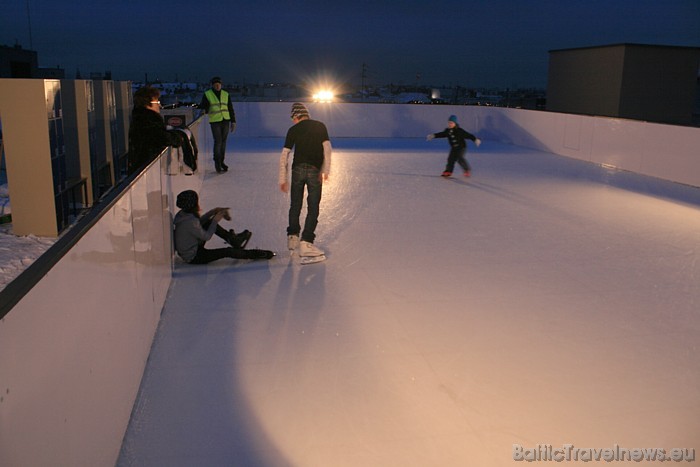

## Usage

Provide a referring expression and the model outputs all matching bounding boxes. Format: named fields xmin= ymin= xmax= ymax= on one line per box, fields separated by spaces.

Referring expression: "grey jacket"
xmin=173 ymin=211 xmax=218 ymax=262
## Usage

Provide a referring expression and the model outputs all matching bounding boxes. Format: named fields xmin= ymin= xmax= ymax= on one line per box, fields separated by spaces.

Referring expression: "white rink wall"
xmin=0 ymin=120 xmax=206 ymax=467
xmin=236 ymin=102 xmax=700 ymax=188
xmin=0 ymin=104 xmax=698 ymax=467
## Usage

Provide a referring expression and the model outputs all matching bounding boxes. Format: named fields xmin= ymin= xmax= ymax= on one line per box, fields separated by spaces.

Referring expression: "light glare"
xmin=313 ymin=90 xmax=334 ymax=102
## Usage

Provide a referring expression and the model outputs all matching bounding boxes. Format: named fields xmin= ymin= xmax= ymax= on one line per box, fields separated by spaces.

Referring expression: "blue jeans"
xmin=287 ymin=163 xmax=322 ymax=243
xmin=210 ymin=121 xmax=230 ymax=166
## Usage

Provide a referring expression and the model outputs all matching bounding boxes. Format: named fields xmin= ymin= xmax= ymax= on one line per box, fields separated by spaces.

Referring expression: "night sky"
xmin=2 ymin=0 xmax=699 ymax=88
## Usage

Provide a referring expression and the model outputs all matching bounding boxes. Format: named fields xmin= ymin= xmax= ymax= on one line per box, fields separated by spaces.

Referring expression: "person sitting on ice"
xmin=173 ymin=190 xmax=274 ymax=263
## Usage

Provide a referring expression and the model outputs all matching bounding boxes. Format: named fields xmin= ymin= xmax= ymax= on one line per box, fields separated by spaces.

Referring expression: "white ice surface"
xmin=118 ymin=138 xmax=700 ymax=466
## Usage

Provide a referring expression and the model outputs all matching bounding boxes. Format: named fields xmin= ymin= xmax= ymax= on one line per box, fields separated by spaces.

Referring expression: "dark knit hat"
xmin=211 ymin=76 xmax=222 ymax=84
xmin=291 ymin=102 xmax=309 ymax=119
xmin=448 ymin=115 xmax=458 ymax=123
xmin=176 ymin=190 xmax=199 ymax=211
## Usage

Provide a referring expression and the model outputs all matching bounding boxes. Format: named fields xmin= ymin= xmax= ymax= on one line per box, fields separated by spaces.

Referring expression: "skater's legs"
xmin=214 ymin=224 xmax=233 ymax=242
xmin=189 ymin=245 xmax=271 ymax=263
xmin=287 ymin=163 xmax=322 ymax=243
xmin=189 ymin=246 xmax=236 ymax=264
xmin=454 ymin=148 xmax=471 ymax=172
xmin=287 ymin=165 xmax=305 ymax=236
xmin=302 ymin=166 xmax=322 ymax=244
xmin=198 ymin=219 xmax=248 ymax=247
xmin=444 ymin=148 xmax=460 ymax=173
xmin=200 ymin=218 xmax=233 ymax=243
xmin=210 ymin=121 xmax=229 ymax=169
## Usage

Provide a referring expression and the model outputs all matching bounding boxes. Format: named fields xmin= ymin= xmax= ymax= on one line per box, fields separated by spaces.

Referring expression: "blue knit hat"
xmin=448 ymin=115 xmax=458 ymax=123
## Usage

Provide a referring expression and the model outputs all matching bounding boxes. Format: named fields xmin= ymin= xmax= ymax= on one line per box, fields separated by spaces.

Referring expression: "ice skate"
xmin=241 ymin=249 xmax=275 ymax=260
xmin=299 ymin=241 xmax=326 ymax=264
xmin=441 ymin=171 xmax=452 ymax=177
xmin=226 ymin=229 xmax=251 ymax=249
xmin=463 ymin=170 xmax=471 ymax=177
xmin=287 ymin=234 xmax=300 ymax=251
xmin=299 ymin=241 xmax=324 ymax=257
xmin=300 ymin=254 xmax=326 ymax=265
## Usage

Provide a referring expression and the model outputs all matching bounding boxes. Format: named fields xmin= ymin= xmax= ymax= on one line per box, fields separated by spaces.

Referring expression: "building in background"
xmin=547 ymin=43 xmax=700 ymax=125
xmin=0 ymin=44 xmax=64 ymax=79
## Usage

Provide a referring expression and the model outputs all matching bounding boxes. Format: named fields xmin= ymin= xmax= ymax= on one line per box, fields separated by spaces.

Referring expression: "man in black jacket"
xmin=127 ymin=86 xmax=182 ymax=175
xmin=278 ymin=103 xmax=331 ymax=259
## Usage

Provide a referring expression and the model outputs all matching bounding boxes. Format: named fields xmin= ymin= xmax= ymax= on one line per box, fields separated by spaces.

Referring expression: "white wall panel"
xmin=635 ymin=123 xmax=700 ymax=186
xmin=0 ymin=120 xmax=210 ymax=465
xmin=0 ymin=192 xmax=149 ymax=466
xmin=590 ymin=118 xmax=647 ymax=172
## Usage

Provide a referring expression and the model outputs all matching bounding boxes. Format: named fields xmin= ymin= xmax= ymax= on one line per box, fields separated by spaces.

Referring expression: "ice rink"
xmin=118 ymin=137 xmax=700 ymax=466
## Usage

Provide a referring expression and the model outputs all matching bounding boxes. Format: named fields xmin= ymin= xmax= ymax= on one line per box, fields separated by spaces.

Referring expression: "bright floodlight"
xmin=313 ymin=90 xmax=334 ymax=103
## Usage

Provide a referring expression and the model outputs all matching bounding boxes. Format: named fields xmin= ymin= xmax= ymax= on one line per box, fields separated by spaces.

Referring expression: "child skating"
xmin=427 ymin=115 xmax=481 ymax=177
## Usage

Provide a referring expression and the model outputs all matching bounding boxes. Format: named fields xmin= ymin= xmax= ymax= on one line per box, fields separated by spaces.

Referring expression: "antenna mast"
xmin=26 ymin=0 xmax=34 ymax=49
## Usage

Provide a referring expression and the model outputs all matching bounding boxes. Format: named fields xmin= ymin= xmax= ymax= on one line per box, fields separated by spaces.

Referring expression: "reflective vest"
xmin=204 ymin=89 xmax=231 ymax=122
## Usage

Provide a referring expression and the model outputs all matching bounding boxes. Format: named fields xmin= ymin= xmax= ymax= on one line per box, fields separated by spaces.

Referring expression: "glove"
xmin=230 ymin=122 xmax=236 ymax=133
xmin=475 ymin=138 xmax=482 ymax=147
xmin=426 ymin=134 xmax=435 ymax=141
xmin=218 ymin=207 xmax=231 ymax=221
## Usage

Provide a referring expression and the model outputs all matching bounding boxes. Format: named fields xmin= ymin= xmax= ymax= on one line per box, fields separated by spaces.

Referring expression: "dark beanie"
xmin=211 ymin=76 xmax=222 ymax=84
xmin=448 ymin=115 xmax=458 ymax=123
xmin=176 ymin=190 xmax=198 ymax=211
xmin=291 ymin=102 xmax=310 ymax=119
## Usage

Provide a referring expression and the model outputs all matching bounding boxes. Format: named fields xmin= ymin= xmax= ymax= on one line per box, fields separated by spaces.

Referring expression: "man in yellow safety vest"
xmin=199 ymin=76 xmax=236 ymax=173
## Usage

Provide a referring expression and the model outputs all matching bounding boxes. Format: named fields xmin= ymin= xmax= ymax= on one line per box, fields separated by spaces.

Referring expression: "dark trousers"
xmin=287 ymin=163 xmax=322 ymax=243
xmin=200 ymin=217 xmax=235 ymax=243
xmin=445 ymin=147 xmax=471 ymax=173
xmin=188 ymin=220 xmax=244 ymax=264
xmin=210 ymin=121 xmax=230 ymax=166
xmin=189 ymin=245 xmax=240 ymax=264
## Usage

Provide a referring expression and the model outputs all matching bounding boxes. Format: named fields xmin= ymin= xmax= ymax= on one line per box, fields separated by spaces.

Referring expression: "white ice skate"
xmin=299 ymin=241 xmax=326 ymax=264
